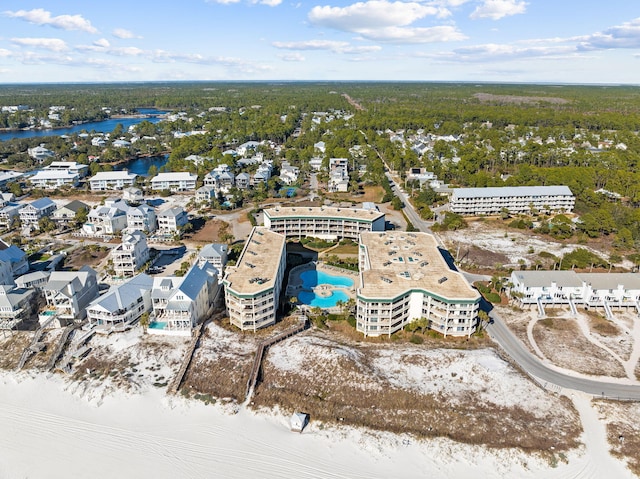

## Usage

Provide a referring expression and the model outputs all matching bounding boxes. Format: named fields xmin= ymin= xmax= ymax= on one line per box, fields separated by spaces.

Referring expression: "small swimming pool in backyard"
xmin=300 ymin=270 xmax=354 ymax=289
xmin=148 ymin=321 xmax=167 ymax=330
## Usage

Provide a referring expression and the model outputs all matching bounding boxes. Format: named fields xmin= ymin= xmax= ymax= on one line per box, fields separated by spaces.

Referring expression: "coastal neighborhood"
xmin=0 ymin=83 xmax=639 ymax=479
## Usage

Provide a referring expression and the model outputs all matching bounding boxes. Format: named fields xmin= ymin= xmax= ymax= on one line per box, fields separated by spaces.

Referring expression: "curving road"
xmin=385 ymin=169 xmax=640 ymax=400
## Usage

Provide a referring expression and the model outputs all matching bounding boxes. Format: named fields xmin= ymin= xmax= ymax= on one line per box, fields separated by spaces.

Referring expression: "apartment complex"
xmin=356 ymin=232 xmax=480 ymax=337
xmin=450 ymin=185 xmax=575 ymax=216
xmin=223 ymin=227 xmax=286 ymax=331
xmin=263 ymin=206 xmax=385 ymax=240
xmin=89 ymin=171 xmax=138 ymax=191
xmin=150 ymin=172 xmax=197 ymax=192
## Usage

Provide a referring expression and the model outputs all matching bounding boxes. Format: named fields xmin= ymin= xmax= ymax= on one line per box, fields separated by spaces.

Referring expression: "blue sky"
xmin=0 ymin=1 xmax=638 ymax=83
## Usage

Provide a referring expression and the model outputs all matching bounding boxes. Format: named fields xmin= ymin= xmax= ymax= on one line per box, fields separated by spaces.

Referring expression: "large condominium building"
xmin=223 ymin=227 xmax=286 ymax=331
xmin=89 ymin=171 xmax=138 ymax=191
xmin=150 ymin=172 xmax=197 ymax=192
xmin=263 ymin=206 xmax=385 ymax=240
xmin=450 ymin=185 xmax=575 ymax=216
xmin=357 ymin=232 xmax=481 ymax=337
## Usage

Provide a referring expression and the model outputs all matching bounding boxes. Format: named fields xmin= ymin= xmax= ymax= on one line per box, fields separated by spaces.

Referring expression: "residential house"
xmin=196 ymin=186 xmax=216 ymax=204
xmin=236 ymin=141 xmax=260 ymax=156
xmin=15 ymin=271 xmax=50 ymax=290
xmin=157 ymin=207 xmax=188 ymax=235
xmin=197 ymin=243 xmax=227 ymax=279
xmin=126 ymin=203 xmax=156 ymax=233
xmin=280 ymin=161 xmax=300 ymax=185
xmin=0 ymin=203 xmax=25 ymax=229
xmin=52 ymin=200 xmax=89 ymax=227
xmin=89 ymin=171 xmax=138 ymax=191
xmin=150 ymin=263 xmax=218 ymax=332
xmin=0 ymin=241 xmax=28 ymax=278
xmin=0 ymin=171 xmax=25 ymax=191
xmin=83 ymin=199 xmax=129 ymax=236
xmin=42 ymin=161 xmax=89 ymax=178
xmin=27 ymin=144 xmax=55 ymax=162
xmin=0 ymin=285 xmax=36 ymax=328
xmin=86 ymin=274 xmax=153 ymax=327
xmin=122 ymin=186 xmax=144 ymax=203
xmin=41 ymin=266 xmax=99 ymax=324
xmin=19 ymin=198 xmax=57 ymax=230
xmin=111 ymin=231 xmax=150 ymax=278
xmin=203 ymin=172 xmax=221 ymax=190
xmin=150 ymin=172 xmax=197 ymax=192
xmin=235 ymin=172 xmax=251 ymax=190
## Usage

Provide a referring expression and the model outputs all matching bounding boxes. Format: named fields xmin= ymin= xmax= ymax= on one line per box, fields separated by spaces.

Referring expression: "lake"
xmin=114 ymin=155 xmax=169 ymax=176
xmin=0 ymin=108 xmax=167 ymax=142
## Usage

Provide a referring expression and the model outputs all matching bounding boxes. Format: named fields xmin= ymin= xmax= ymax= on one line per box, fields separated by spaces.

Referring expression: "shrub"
xmin=409 ymin=334 xmax=424 ymax=344
xmin=485 ymin=292 xmax=502 ymax=304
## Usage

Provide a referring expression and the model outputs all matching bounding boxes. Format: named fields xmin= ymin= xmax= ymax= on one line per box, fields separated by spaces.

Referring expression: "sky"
xmin=0 ymin=1 xmax=638 ymax=84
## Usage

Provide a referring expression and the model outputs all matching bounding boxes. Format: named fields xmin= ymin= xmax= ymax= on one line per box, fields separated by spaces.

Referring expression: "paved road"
xmin=486 ymin=310 xmax=640 ymax=400
xmin=384 ymin=169 xmax=640 ymax=399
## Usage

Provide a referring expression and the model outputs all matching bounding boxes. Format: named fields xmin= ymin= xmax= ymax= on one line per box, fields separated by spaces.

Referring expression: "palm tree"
xmin=139 ymin=312 xmax=150 ymax=334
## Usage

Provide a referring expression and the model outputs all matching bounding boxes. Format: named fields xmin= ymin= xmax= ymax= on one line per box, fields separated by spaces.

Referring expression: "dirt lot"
xmin=188 ymin=218 xmax=230 ymax=243
xmin=62 ymin=244 xmax=111 ymax=270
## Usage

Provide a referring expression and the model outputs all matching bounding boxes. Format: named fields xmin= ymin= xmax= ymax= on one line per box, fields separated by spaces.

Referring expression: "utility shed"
xmin=290 ymin=412 xmax=309 ymax=433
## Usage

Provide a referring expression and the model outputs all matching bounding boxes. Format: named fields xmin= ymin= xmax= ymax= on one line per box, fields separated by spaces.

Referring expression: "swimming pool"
xmin=299 ymin=289 xmax=351 ymax=308
xmin=300 ymin=270 xmax=354 ymax=289
xmin=148 ymin=321 xmax=167 ymax=330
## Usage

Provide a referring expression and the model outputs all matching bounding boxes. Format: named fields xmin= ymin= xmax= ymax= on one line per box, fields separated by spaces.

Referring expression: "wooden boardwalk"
xmin=46 ymin=322 xmax=85 ymax=371
xmin=16 ymin=316 xmax=56 ymax=371
xmin=245 ymin=313 xmax=308 ymax=401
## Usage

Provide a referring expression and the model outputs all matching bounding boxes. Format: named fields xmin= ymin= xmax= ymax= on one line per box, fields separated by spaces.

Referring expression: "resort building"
xmin=510 ymin=270 xmax=640 ymax=316
xmin=111 ymin=231 xmax=149 ymax=278
xmin=150 ymin=263 xmax=218 ymax=332
xmin=41 ymin=266 xmax=99 ymax=323
xmin=86 ymin=274 xmax=153 ymax=328
xmin=150 ymin=172 xmax=197 ymax=192
xmin=89 ymin=171 xmax=138 ymax=191
xmin=450 ymin=185 xmax=575 ymax=216
xmin=356 ymin=232 xmax=481 ymax=337
xmin=223 ymin=227 xmax=287 ymax=331
xmin=263 ymin=206 xmax=385 ymax=241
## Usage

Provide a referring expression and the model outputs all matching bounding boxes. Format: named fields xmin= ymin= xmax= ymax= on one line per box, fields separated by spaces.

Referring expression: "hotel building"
xmin=263 ymin=206 xmax=385 ymax=240
xmin=223 ymin=227 xmax=286 ymax=331
xmin=356 ymin=232 xmax=480 ymax=337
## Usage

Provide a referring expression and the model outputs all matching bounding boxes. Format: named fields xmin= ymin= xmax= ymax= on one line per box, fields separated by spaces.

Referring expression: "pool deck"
xmin=287 ymin=262 xmax=357 ymax=309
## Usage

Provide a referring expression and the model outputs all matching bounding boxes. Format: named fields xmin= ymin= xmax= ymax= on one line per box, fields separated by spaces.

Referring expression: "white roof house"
xmin=27 ymin=145 xmax=55 ymax=162
xmin=151 ymin=172 xmax=197 ymax=192
xmin=89 ymin=171 xmax=138 ymax=191
xmin=0 ymin=171 xmax=25 ymax=191
xmin=30 ymin=170 xmax=80 ymax=190
xmin=86 ymin=274 xmax=153 ymax=328
xmin=42 ymin=161 xmax=89 ymax=177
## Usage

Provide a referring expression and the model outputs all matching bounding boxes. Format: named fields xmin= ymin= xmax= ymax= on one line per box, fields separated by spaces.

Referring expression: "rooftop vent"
xmin=420 ymin=261 xmax=429 ymax=267
xmin=381 ymin=276 xmax=393 ymax=284
xmin=246 ymin=262 xmax=256 ymax=269
xmin=438 ymin=276 xmax=448 ymax=284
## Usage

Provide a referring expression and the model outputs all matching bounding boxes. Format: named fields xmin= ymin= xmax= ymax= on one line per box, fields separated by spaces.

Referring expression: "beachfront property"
xmin=150 ymin=172 xmax=197 ymax=192
xmin=86 ymin=274 xmax=153 ymax=327
xmin=263 ymin=206 xmax=385 ymax=241
xmin=223 ymin=227 xmax=287 ymax=331
xmin=89 ymin=171 xmax=138 ymax=191
xmin=510 ymin=270 xmax=640 ymax=316
xmin=198 ymin=243 xmax=228 ymax=280
xmin=0 ymin=285 xmax=36 ymax=328
xmin=111 ymin=231 xmax=149 ymax=278
xmin=29 ymin=170 xmax=80 ymax=190
xmin=356 ymin=232 xmax=481 ymax=337
xmin=41 ymin=266 xmax=99 ymax=323
xmin=157 ymin=206 xmax=188 ymax=235
xmin=52 ymin=200 xmax=89 ymax=227
xmin=19 ymin=198 xmax=57 ymax=229
xmin=450 ymin=185 xmax=575 ymax=216
xmin=150 ymin=263 xmax=218 ymax=332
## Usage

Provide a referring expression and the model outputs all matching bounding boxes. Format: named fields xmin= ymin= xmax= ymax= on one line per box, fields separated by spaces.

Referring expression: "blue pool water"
xmin=148 ymin=321 xmax=167 ymax=330
xmin=299 ymin=289 xmax=351 ymax=308
xmin=300 ymin=270 xmax=354 ymax=289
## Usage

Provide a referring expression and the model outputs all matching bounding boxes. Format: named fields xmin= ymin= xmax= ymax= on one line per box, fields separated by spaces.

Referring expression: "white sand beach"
xmin=0 ymin=369 xmax=635 ymax=479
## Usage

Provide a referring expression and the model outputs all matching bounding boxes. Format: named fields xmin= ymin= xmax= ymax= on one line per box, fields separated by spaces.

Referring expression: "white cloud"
xmin=360 ymin=25 xmax=466 ymax=43
xmin=578 ymin=17 xmax=640 ymax=50
xmin=278 ymin=52 xmax=306 ymax=61
xmin=273 ymin=39 xmax=382 ymax=53
xmin=112 ymin=28 xmax=142 ymax=39
xmin=11 ymin=37 xmax=68 ymax=52
xmin=206 ymin=0 xmax=281 ymax=5
xmin=309 ymin=1 xmax=441 ymax=31
xmin=4 ymin=8 xmax=98 ymax=33
xmin=470 ymin=0 xmax=527 ymax=20
xmin=93 ymin=38 xmax=110 ymax=48
xmin=254 ymin=0 xmax=283 ymax=5
xmin=0 ymin=49 xmax=11 ymax=58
